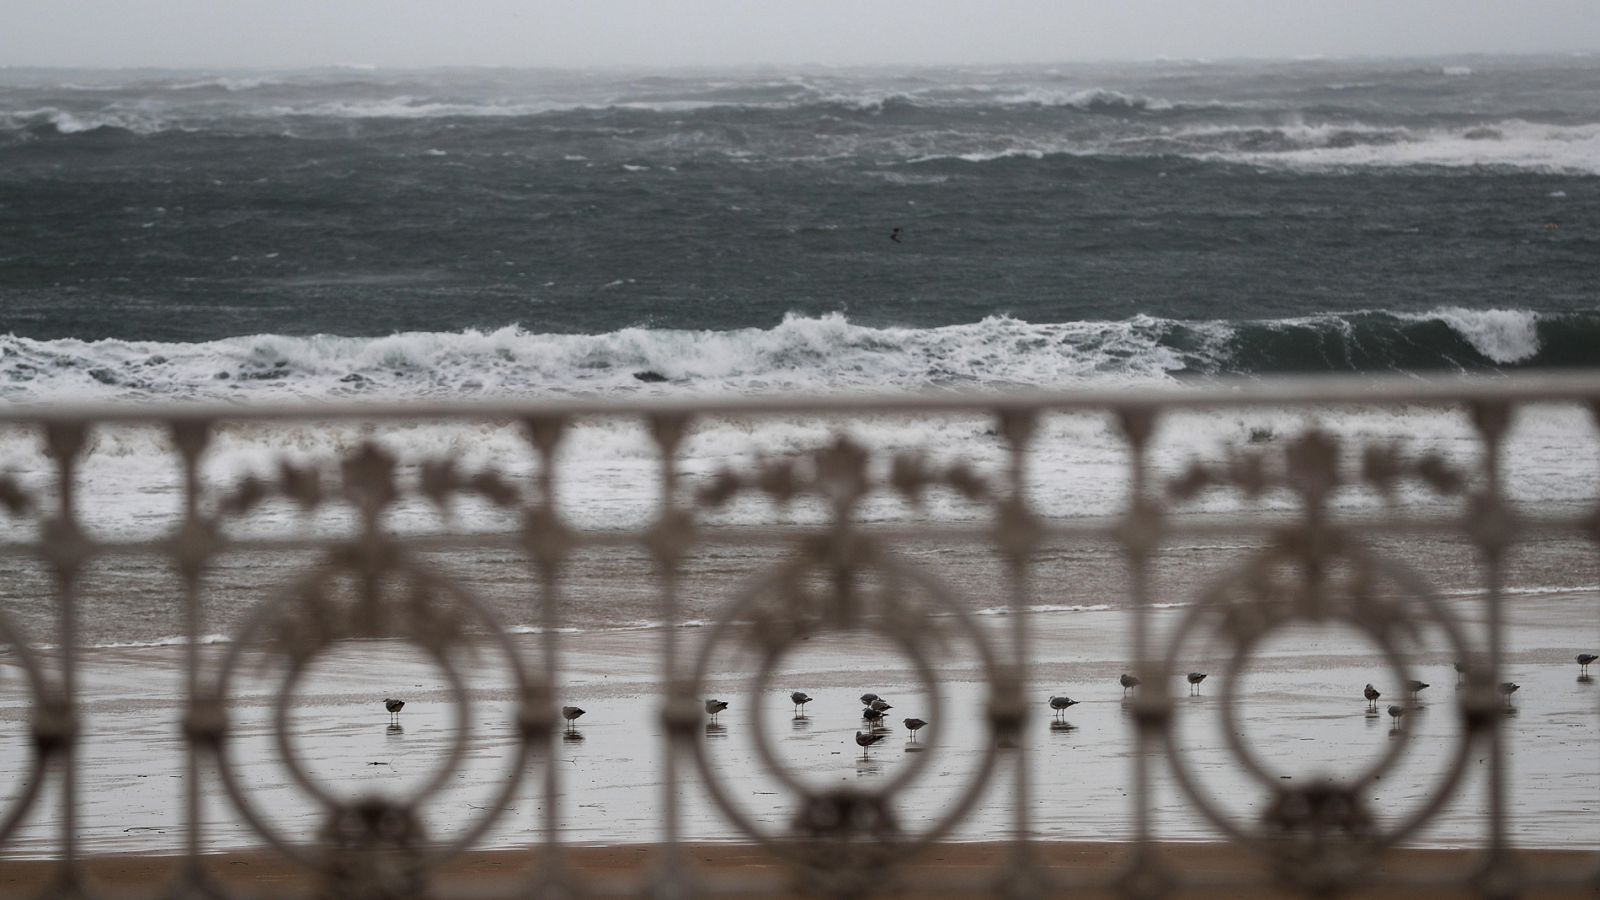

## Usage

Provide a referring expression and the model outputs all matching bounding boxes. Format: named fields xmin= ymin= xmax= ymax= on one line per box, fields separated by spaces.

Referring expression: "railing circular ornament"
xmin=208 ymin=539 xmax=538 ymax=884
xmin=682 ymin=533 xmax=1004 ymax=890
xmin=1158 ymin=527 xmax=1478 ymax=893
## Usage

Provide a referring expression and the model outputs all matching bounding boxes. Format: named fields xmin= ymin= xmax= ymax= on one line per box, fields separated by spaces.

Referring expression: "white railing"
xmin=0 ymin=373 xmax=1597 ymax=898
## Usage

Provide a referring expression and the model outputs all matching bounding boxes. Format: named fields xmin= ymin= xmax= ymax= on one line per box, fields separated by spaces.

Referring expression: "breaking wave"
xmin=0 ymin=308 xmax=1589 ymax=405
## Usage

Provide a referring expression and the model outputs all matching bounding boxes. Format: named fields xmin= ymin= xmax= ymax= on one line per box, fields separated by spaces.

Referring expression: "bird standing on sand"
xmin=1120 ymin=674 xmax=1140 ymax=697
xmin=1387 ymin=704 xmax=1405 ymax=729
xmin=1499 ymin=682 xmax=1521 ymax=706
xmin=705 ymin=699 xmax=728 ymax=722
xmin=903 ymin=718 xmax=927 ymax=739
xmin=861 ymin=707 xmax=886 ymax=726
xmin=561 ymin=706 xmax=585 ymax=729
xmin=384 ymin=698 xmax=405 ymax=723
xmin=870 ymin=699 xmax=893 ymax=713
xmin=1406 ymin=680 xmax=1430 ymax=700
xmin=1364 ymin=684 xmax=1381 ymax=710
xmin=790 ymin=692 xmax=812 ymax=715
xmin=860 ymin=693 xmax=880 ymax=705
xmin=1578 ymin=653 xmax=1597 ymax=675
xmin=855 ymin=730 xmax=887 ymax=758
xmin=1186 ymin=673 xmax=1208 ymax=695
xmin=1048 ymin=696 xmax=1078 ymax=718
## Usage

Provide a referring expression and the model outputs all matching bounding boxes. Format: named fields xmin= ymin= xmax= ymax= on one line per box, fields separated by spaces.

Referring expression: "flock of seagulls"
xmin=1359 ymin=651 xmax=1600 ymax=732
xmin=852 ymin=692 xmax=923 ymax=757
xmin=374 ymin=653 xmax=1595 ymax=744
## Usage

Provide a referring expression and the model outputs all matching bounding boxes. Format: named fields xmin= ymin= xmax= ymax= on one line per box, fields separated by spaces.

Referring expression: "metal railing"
xmin=0 ymin=373 xmax=1598 ymax=898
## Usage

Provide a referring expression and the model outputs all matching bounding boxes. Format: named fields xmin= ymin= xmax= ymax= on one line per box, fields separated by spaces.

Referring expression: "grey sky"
xmin=2 ymin=1 xmax=1596 ymax=68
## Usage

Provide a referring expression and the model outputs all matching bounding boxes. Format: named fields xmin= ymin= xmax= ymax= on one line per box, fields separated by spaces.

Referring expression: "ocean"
xmin=0 ymin=56 xmax=1598 ymax=638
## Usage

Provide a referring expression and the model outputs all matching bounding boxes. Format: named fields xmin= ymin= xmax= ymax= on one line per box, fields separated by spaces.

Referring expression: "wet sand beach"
xmin=0 ymin=594 xmax=1595 ymax=859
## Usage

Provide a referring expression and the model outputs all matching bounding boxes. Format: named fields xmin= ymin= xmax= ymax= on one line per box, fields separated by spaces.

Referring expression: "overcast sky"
xmin=2 ymin=1 xmax=1596 ymax=68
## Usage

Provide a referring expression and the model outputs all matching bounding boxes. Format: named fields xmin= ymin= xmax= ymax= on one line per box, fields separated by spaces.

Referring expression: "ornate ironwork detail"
xmin=0 ymin=379 xmax=1594 ymax=897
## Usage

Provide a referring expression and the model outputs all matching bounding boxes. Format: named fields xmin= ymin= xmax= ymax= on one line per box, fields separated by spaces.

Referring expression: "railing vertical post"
xmin=1469 ymin=401 xmax=1514 ymax=876
xmin=171 ymin=420 xmax=214 ymax=893
xmin=997 ymin=408 xmax=1039 ymax=890
xmin=1118 ymin=405 xmax=1163 ymax=888
xmin=526 ymin=416 xmax=569 ymax=879
xmin=649 ymin=413 xmax=691 ymax=893
xmin=43 ymin=423 xmax=87 ymax=895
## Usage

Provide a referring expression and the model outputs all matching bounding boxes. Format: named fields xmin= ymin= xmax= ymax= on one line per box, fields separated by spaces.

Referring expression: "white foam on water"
xmin=1407 ymin=307 xmax=1541 ymax=364
xmin=901 ymin=120 xmax=1600 ymax=175
xmin=1208 ymin=120 xmax=1600 ymax=175
xmin=0 ymin=314 xmax=1209 ymax=406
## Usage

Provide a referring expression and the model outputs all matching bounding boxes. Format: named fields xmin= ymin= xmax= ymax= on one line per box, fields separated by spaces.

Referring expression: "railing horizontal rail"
xmin=0 ymin=370 xmax=1597 ymax=426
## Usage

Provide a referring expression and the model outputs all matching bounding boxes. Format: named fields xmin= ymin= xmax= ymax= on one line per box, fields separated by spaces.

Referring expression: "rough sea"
xmin=0 ymin=56 xmax=1597 ymax=545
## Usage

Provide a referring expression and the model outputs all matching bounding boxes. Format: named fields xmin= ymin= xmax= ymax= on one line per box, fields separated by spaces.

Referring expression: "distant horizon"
xmin=4 ymin=49 xmax=1598 ymax=74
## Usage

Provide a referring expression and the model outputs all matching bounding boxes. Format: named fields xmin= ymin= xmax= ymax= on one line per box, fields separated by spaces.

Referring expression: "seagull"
xmin=1186 ymin=672 xmax=1208 ymax=695
xmin=861 ymin=707 xmax=886 ymax=725
xmin=870 ymin=699 xmax=893 ymax=712
xmin=1499 ymin=682 xmax=1521 ymax=706
xmin=561 ymin=706 xmax=585 ymax=728
xmin=1454 ymin=662 xmax=1466 ymax=685
xmin=790 ymin=692 xmax=812 ymax=715
xmin=1120 ymin=674 xmax=1140 ymax=697
xmin=384 ymin=698 xmax=405 ymax=723
xmin=903 ymin=718 xmax=927 ymax=739
xmin=1364 ymin=684 xmax=1381 ymax=710
xmin=1048 ymin=696 xmax=1078 ymax=718
xmin=855 ymin=730 xmax=887 ymax=758
xmin=860 ymin=693 xmax=880 ymax=705
xmin=1578 ymin=653 xmax=1597 ymax=675
xmin=1406 ymin=680 xmax=1430 ymax=700
xmin=1387 ymin=704 xmax=1405 ymax=729
xmin=705 ymin=699 xmax=728 ymax=722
